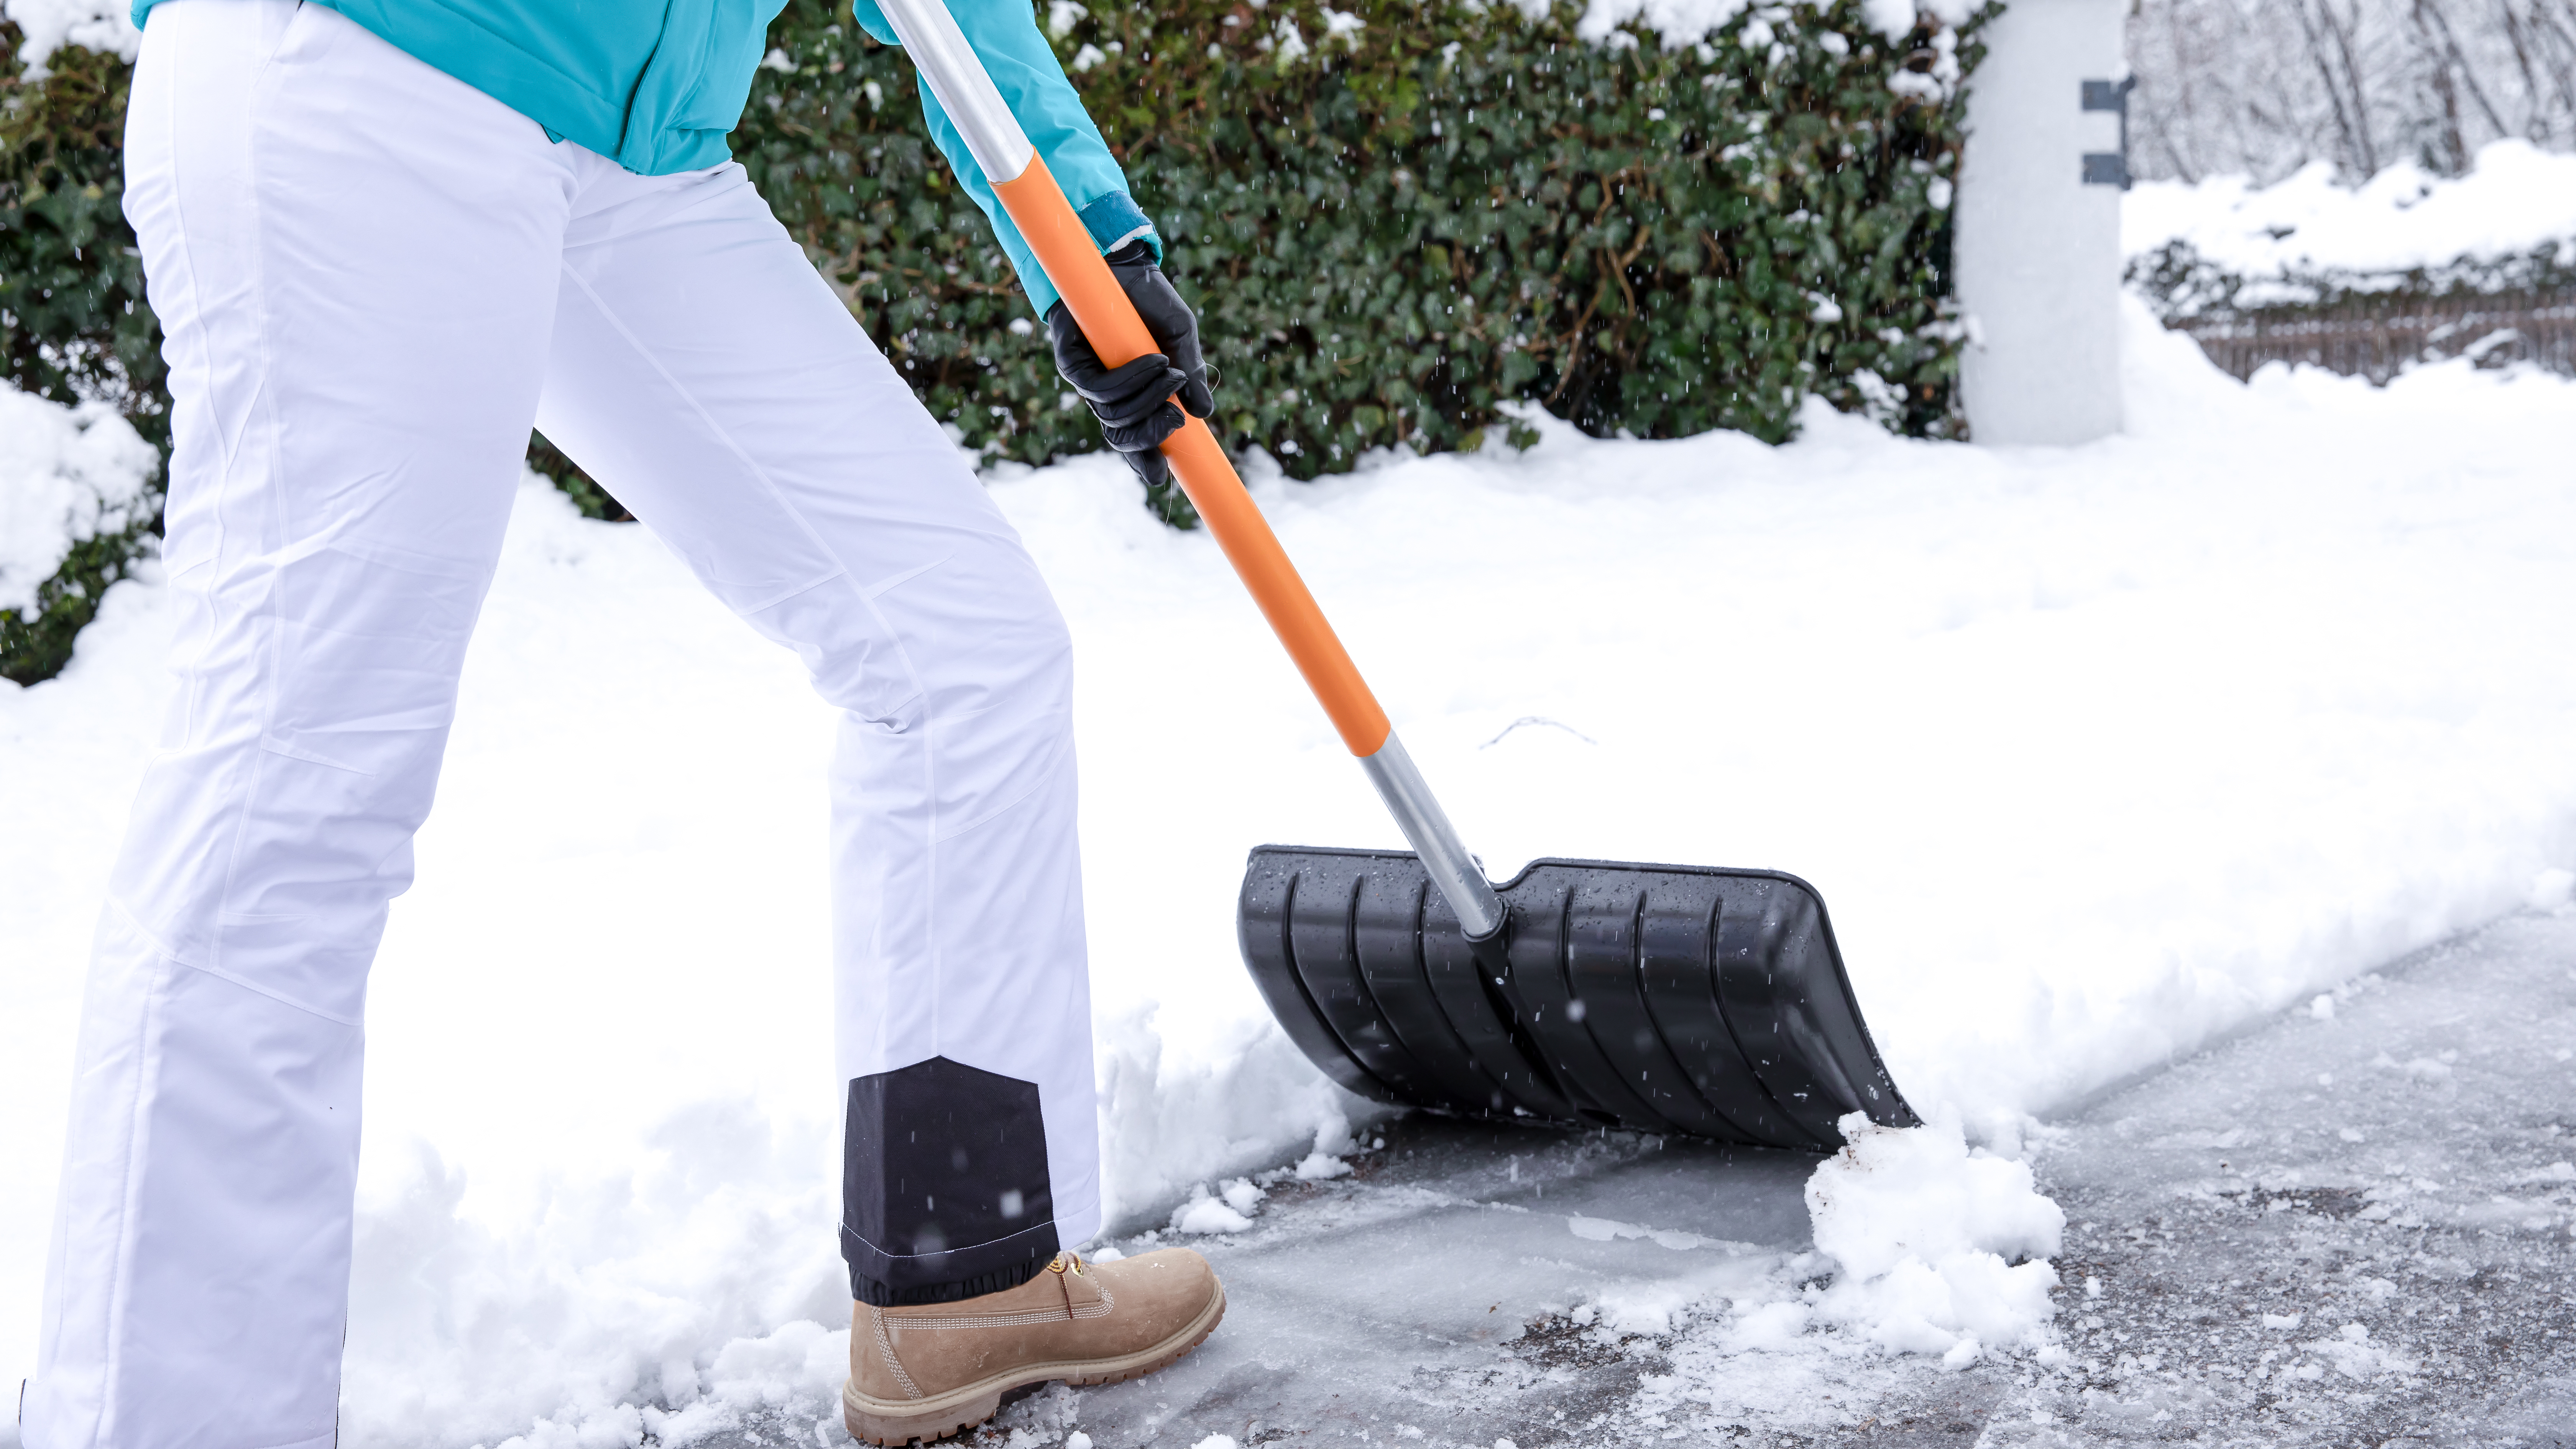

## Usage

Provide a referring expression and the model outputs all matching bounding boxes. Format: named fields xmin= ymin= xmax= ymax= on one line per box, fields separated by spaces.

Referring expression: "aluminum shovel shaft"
xmin=875 ymin=0 xmax=1507 ymax=941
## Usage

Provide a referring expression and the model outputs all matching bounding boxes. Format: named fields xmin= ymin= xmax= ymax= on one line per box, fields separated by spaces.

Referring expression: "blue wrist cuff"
xmin=1077 ymin=192 xmax=1162 ymax=264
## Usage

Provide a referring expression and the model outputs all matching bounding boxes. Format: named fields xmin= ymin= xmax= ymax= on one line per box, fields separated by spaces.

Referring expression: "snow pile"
xmin=2124 ymin=139 xmax=2576 ymax=278
xmin=1607 ymin=1119 xmax=2067 ymax=1429
xmin=1089 ymin=1000 xmax=1360 ymax=1230
xmin=4 ymin=0 xmax=141 ymax=72
xmin=0 ymin=388 xmax=158 ymax=614
xmin=338 ymin=1113 xmax=851 ymax=1449
xmin=1802 ymin=1114 xmax=2064 ymax=1365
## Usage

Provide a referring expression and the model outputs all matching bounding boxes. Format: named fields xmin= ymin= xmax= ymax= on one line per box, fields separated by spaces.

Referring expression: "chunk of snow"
xmin=1803 ymin=1113 xmax=2065 ymax=1357
xmin=1171 ymin=1183 xmax=1255 ymax=1235
xmin=1292 ymin=1152 xmax=1352 ymax=1180
xmin=2303 ymin=1322 xmax=2417 ymax=1380
xmin=2309 ymin=994 xmax=2336 ymax=1021
xmin=1566 ymin=1216 xmax=1723 ymax=1251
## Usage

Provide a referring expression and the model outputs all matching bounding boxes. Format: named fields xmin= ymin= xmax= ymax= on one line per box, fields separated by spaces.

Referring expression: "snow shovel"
xmin=880 ymin=0 xmax=1916 ymax=1149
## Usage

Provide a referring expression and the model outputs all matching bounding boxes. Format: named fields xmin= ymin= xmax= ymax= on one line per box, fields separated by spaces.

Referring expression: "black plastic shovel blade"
xmin=1237 ymin=846 xmax=1917 ymax=1150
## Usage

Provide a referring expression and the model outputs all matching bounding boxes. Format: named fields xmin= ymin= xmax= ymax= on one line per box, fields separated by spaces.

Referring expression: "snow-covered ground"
xmin=2123 ymin=137 xmax=2576 ymax=279
xmin=5 ymin=301 xmax=2575 ymax=1447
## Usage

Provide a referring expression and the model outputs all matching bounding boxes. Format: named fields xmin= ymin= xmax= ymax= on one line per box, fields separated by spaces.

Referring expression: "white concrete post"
xmin=1953 ymin=0 xmax=2127 ymax=445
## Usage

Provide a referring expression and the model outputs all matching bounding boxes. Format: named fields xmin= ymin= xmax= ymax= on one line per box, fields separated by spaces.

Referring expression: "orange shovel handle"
xmin=993 ymin=158 xmax=1393 ymax=758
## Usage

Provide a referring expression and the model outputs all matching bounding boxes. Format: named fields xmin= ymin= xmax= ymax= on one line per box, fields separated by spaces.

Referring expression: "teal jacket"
xmin=129 ymin=0 xmax=1152 ymax=315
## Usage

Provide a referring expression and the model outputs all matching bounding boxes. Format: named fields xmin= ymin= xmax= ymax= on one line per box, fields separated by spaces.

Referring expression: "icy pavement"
xmin=1984 ymin=906 xmax=2576 ymax=1448
xmin=932 ymin=905 xmax=2576 ymax=1448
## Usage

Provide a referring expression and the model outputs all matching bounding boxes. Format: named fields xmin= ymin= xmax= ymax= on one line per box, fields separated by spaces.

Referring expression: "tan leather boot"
xmin=842 ymin=1249 xmax=1225 ymax=1444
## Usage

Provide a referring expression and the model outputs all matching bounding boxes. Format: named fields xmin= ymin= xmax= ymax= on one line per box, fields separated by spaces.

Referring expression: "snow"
xmin=5 ymin=297 xmax=2576 ymax=1445
xmin=1804 ymin=1114 xmax=2065 ymax=1359
xmin=1290 ymin=1150 xmax=1352 ymax=1180
xmin=3 ymin=0 xmax=140 ymax=72
xmin=0 ymin=388 xmax=158 ymax=613
xmin=1169 ymin=1178 xmax=1266 ymax=1235
xmin=2124 ymin=138 xmax=2576 ymax=278
xmin=2533 ymin=867 xmax=2575 ymax=912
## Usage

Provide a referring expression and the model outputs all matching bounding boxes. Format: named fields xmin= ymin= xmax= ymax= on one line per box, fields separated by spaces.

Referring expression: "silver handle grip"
xmin=1359 ymin=734 xmax=1507 ymax=941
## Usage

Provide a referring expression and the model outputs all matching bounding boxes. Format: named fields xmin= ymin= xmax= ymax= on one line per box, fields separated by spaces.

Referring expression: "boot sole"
xmin=842 ymin=1281 xmax=1227 ymax=1446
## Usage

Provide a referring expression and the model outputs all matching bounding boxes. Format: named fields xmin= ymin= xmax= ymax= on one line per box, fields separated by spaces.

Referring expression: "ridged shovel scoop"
xmin=876 ymin=0 xmax=1915 ymax=1147
xmin=1239 ymin=848 xmax=1915 ymax=1146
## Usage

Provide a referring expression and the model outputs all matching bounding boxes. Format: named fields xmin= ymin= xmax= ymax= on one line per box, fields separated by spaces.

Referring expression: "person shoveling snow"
xmin=20 ymin=2 xmax=1223 ymax=1446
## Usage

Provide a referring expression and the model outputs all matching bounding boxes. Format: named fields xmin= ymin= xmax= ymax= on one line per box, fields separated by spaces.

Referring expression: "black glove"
xmin=1045 ymin=240 xmax=1215 ymax=490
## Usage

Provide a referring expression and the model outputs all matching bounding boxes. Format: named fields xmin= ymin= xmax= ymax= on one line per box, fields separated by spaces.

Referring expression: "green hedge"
xmin=742 ymin=0 xmax=1979 ymax=522
xmin=1 ymin=25 xmax=163 ymax=685
xmin=3 ymin=0 xmax=1980 ymax=683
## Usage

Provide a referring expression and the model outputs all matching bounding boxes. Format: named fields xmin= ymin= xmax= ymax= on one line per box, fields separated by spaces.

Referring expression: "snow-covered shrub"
xmin=2 ymin=9 xmax=163 ymax=683
xmin=0 ymin=385 xmax=158 ymax=679
xmin=741 ymin=0 xmax=1987 ymax=523
xmin=2126 ymin=140 xmax=2576 ymax=381
xmin=5 ymin=0 xmax=138 ymax=75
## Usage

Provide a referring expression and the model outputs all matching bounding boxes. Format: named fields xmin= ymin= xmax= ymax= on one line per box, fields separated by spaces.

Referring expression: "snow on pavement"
xmin=4 ymin=302 xmax=2574 ymax=1445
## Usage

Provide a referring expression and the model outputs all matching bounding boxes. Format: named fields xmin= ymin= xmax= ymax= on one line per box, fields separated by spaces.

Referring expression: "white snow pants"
xmin=26 ymin=4 xmax=1099 ymax=1446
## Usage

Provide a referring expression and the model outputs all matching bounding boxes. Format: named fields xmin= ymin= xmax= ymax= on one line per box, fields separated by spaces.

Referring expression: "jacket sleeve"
xmin=847 ymin=0 xmax=1158 ymax=318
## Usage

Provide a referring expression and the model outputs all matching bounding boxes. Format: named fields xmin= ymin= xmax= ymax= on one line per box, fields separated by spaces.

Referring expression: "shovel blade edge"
xmin=1237 ymin=845 xmax=1918 ymax=1150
